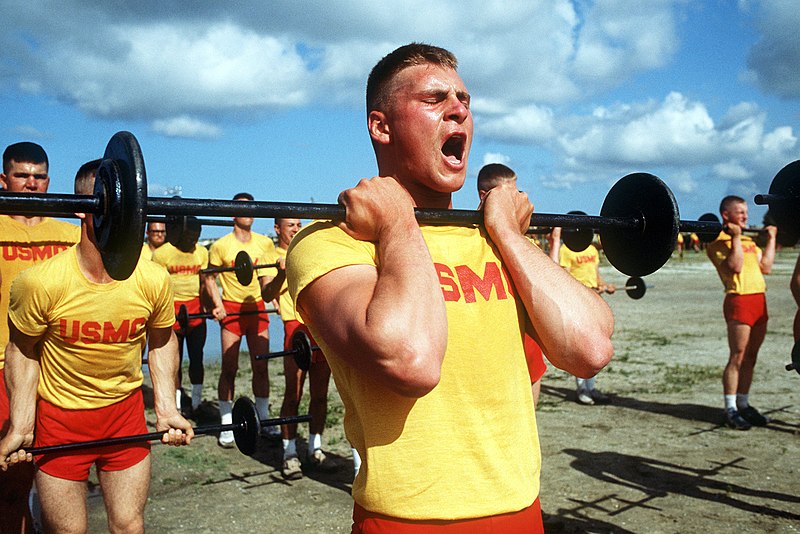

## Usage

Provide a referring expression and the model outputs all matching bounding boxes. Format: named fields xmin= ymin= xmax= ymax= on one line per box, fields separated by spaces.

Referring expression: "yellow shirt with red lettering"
xmin=274 ymin=247 xmax=296 ymax=322
xmin=209 ymin=232 xmax=277 ymax=304
xmin=0 ymin=215 xmax=80 ymax=369
xmin=559 ymin=244 xmax=599 ymax=288
xmin=287 ymin=222 xmax=538 ymax=520
xmin=152 ymin=242 xmax=209 ymax=301
xmin=8 ymin=248 xmax=175 ymax=410
xmin=707 ymin=232 xmax=766 ymax=294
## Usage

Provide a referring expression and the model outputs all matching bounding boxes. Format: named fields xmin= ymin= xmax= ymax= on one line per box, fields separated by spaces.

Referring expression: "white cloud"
xmin=745 ymin=0 xmax=800 ymax=98
xmin=713 ymin=160 xmax=752 ymax=181
xmin=152 ymin=116 xmax=221 ymax=139
xmin=479 ymin=105 xmax=556 ymax=144
xmin=482 ymin=152 xmax=511 ymax=166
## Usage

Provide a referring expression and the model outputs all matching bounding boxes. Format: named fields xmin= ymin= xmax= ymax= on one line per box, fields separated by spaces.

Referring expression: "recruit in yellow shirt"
xmin=559 ymin=243 xmax=599 ymax=288
xmin=208 ymin=232 xmax=277 ymax=304
xmin=274 ymin=247 xmax=296 ymax=322
xmin=9 ymin=248 xmax=175 ymax=410
xmin=287 ymin=222 xmax=539 ymax=521
xmin=152 ymin=242 xmax=209 ymax=301
xmin=0 ymin=215 xmax=80 ymax=369
xmin=707 ymin=232 xmax=766 ymax=295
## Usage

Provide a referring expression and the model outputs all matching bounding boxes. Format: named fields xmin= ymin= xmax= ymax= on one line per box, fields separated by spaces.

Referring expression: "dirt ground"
xmin=84 ymin=248 xmax=800 ymax=533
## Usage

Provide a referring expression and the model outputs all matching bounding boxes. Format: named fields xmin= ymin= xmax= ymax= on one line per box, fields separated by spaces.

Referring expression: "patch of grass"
xmin=656 ymin=363 xmax=719 ymax=393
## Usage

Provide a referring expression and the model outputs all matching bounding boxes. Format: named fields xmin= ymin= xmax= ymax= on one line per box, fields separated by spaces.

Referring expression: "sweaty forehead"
xmin=393 ymin=64 xmax=467 ymax=94
xmin=7 ymin=160 xmax=48 ymax=174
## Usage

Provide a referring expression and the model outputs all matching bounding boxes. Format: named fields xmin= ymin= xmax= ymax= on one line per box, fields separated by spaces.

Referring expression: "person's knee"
xmin=107 ymin=511 xmax=144 ymax=534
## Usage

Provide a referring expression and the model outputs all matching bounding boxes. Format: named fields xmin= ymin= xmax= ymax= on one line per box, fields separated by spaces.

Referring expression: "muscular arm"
xmin=0 ymin=324 xmax=42 ymax=468
xmin=201 ymin=272 xmax=226 ymax=320
xmin=721 ymin=226 xmax=744 ymax=273
xmin=758 ymin=226 xmax=777 ymax=275
xmin=296 ymin=177 xmax=448 ymax=398
xmin=259 ymin=262 xmax=284 ymax=303
xmin=147 ymin=327 xmax=193 ymax=444
xmin=483 ymin=184 xmax=614 ymax=378
xmin=792 ymin=254 xmax=800 ymax=306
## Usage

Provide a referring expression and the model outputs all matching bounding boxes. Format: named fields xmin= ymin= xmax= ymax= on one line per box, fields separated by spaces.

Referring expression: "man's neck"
xmin=10 ymin=214 xmax=45 ymax=227
xmin=233 ymin=225 xmax=252 ymax=242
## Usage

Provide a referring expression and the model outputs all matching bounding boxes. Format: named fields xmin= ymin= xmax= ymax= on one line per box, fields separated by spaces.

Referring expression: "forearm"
xmin=147 ymin=332 xmax=181 ymax=422
xmin=5 ymin=342 xmax=40 ymax=439
xmin=723 ymin=237 xmax=744 ymax=273
xmin=494 ymin=230 xmax=614 ymax=377
xmin=202 ymin=274 xmax=224 ymax=309
xmin=759 ymin=238 xmax=777 ymax=274
xmin=260 ymin=272 xmax=285 ymax=303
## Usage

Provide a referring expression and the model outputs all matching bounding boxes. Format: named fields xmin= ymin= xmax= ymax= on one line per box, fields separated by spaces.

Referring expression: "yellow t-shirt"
xmin=559 ymin=244 xmax=599 ymax=288
xmin=274 ymin=247 xmax=296 ymax=322
xmin=152 ymin=242 xmax=209 ymax=301
xmin=707 ymin=232 xmax=766 ymax=294
xmin=208 ymin=232 xmax=277 ymax=304
xmin=288 ymin=222 xmax=539 ymax=520
xmin=140 ymin=243 xmax=154 ymax=261
xmin=9 ymin=248 xmax=175 ymax=409
xmin=0 ymin=215 xmax=80 ymax=369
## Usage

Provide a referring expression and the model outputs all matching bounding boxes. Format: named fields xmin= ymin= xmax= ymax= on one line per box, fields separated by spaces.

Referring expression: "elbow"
xmin=572 ymin=337 xmax=614 ymax=378
xmin=380 ymin=335 xmax=445 ymax=398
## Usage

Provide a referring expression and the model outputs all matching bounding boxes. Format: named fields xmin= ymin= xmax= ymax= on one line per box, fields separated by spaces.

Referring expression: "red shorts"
xmin=0 ymin=368 xmax=9 ymax=437
xmin=221 ymin=300 xmax=269 ymax=337
xmin=34 ymin=390 xmax=150 ymax=481
xmin=174 ymin=296 xmax=203 ymax=331
xmin=523 ymin=335 xmax=547 ymax=383
xmin=353 ymin=498 xmax=543 ymax=533
xmin=724 ymin=293 xmax=768 ymax=327
xmin=284 ymin=320 xmax=326 ymax=364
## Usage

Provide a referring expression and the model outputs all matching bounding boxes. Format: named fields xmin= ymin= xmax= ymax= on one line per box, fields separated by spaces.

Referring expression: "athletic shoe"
xmin=739 ymin=406 xmax=770 ymax=426
xmin=725 ymin=408 xmax=752 ymax=430
xmin=218 ymin=430 xmax=236 ymax=448
xmin=590 ymin=388 xmax=611 ymax=405
xmin=282 ymin=456 xmax=303 ymax=480
xmin=577 ymin=390 xmax=594 ymax=405
xmin=308 ymin=449 xmax=337 ymax=471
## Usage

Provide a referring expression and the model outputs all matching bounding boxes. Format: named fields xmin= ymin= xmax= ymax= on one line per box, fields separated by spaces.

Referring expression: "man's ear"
xmin=368 ymin=110 xmax=391 ymax=145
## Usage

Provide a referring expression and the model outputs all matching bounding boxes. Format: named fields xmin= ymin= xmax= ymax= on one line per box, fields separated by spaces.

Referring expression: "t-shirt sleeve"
xmin=209 ymin=241 xmax=223 ymax=267
xmin=8 ymin=268 xmax=50 ymax=337
xmin=145 ymin=266 xmax=176 ymax=329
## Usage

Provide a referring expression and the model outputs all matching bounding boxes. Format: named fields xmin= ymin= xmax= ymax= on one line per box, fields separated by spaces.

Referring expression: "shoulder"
xmin=45 ymin=218 xmax=81 ymax=240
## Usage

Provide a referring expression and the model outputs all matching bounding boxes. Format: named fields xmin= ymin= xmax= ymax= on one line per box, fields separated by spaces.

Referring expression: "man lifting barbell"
xmin=0 ymin=159 xmax=193 ymax=534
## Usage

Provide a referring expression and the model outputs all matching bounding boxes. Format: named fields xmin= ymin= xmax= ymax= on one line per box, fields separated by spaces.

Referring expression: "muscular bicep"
xmin=7 ymin=322 xmax=41 ymax=361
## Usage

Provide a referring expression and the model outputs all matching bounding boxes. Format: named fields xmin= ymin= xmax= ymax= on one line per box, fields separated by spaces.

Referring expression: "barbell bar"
xmin=200 ymin=250 xmax=279 ymax=286
xmin=753 ymin=159 xmax=800 ymax=246
xmin=0 ymin=132 xmax=721 ymax=279
xmin=608 ymin=276 xmax=648 ymax=300
xmin=8 ymin=397 xmax=310 ymax=458
xmin=697 ymin=212 xmax=781 ymax=242
xmin=254 ymin=330 xmax=318 ymax=372
xmin=176 ymin=303 xmax=277 ymax=332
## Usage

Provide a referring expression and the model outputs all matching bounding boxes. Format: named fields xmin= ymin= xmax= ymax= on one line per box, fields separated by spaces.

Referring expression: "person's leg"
xmin=97 ymin=455 xmax=151 ymax=534
xmin=280 ymin=352 xmax=306 ymax=479
xmin=35 ymin=470 xmax=88 ymax=534
xmin=723 ymin=321 xmax=752 ymax=429
xmin=186 ymin=322 xmax=207 ymax=410
xmin=531 ymin=380 xmax=541 ymax=407
xmin=0 ymin=465 xmax=35 ymax=534
xmin=307 ymin=359 xmax=335 ymax=469
xmin=175 ymin=329 xmax=186 ymax=408
xmin=245 ymin=329 xmax=270 ymax=401
xmin=218 ymin=327 xmax=243 ymax=446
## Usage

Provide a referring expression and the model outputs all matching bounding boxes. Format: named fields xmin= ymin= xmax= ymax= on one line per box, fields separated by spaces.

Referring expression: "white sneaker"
xmin=218 ymin=430 xmax=235 ymax=448
xmin=282 ymin=456 xmax=303 ymax=480
xmin=577 ymin=390 xmax=595 ymax=405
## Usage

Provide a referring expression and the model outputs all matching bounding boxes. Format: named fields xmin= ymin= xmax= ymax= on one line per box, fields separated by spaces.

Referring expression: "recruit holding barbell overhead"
xmin=5 ymin=398 xmax=310 ymax=459
xmin=0 ymin=132 xmax=722 ymax=280
xmin=199 ymin=250 xmax=280 ymax=286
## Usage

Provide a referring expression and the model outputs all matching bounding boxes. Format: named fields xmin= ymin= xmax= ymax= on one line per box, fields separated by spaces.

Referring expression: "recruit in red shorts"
xmin=524 ymin=334 xmax=547 ymax=383
xmin=34 ymin=390 xmax=150 ymax=481
xmin=221 ymin=300 xmax=269 ymax=337
xmin=284 ymin=320 xmax=326 ymax=364
xmin=723 ymin=293 xmax=768 ymax=327
xmin=352 ymin=498 xmax=544 ymax=534
xmin=173 ymin=297 xmax=203 ymax=332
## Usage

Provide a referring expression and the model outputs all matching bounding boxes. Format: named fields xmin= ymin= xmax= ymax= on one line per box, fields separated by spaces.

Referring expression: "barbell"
xmin=7 ymin=397 xmax=309 ymax=458
xmin=607 ymin=276 xmax=648 ymax=300
xmin=254 ymin=330 xmax=318 ymax=372
xmin=0 ymin=132 xmax=720 ymax=279
xmin=753 ymin=159 xmax=800 ymax=246
xmin=200 ymin=250 xmax=279 ymax=286
xmin=176 ymin=303 xmax=277 ymax=331
xmin=697 ymin=213 xmax=780 ymax=242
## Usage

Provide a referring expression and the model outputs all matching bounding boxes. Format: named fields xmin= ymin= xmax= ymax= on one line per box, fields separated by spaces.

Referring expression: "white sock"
xmin=283 ymin=438 xmax=297 ymax=459
xmin=255 ymin=397 xmax=270 ymax=420
xmin=352 ymin=448 xmax=362 ymax=476
xmin=724 ymin=395 xmax=738 ymax=411
xmin=191 ymin=384 xmax=203 ymax=409
xmin=219 ymin=400 xmax=233 ymax=424
xmin=175 ymin=389 xmax=182 ymax=408
xmin=736 ymin=393 xmax=749 ymax=410
xmin=309 ymin=433 xmax=322 ymax=455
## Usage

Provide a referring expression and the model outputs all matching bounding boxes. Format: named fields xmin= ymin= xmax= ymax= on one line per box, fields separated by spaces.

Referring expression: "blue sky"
xmin=2 ymin=0 xmax=798 ymax=239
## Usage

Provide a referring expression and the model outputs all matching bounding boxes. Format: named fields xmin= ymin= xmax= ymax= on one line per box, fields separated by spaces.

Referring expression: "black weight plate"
xmin=292 ymin=330 xmax=312 ymax=372
xmin=561 ymin=211 xmax=595 ymax=252
xmin=768 ymin=160 xmax=800 ymax=247
xmin=94 ymin=132 xmax=147 ymax=280
xmin=232 ymin=397 xmax=259 ymax=456
xmin=234 ymin=250 xmax=254 ymax=286
xmin=697 ymin=213 xmax=722 ymax=243
xmin=600 ymin=173 xmax=679 ymax=277
xmin=625 ymin=276 xmax=646 ymax=300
